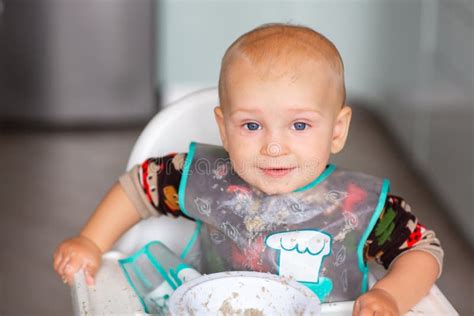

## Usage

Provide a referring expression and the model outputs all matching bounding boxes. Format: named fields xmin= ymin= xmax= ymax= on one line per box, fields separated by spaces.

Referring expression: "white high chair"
xmin=113 ymin=87 xmax=221 ymax=257
xmin=71 ymin=88 xmax=458 ymax=316
xmin=71 ymin=88 xmax=221 ymax=316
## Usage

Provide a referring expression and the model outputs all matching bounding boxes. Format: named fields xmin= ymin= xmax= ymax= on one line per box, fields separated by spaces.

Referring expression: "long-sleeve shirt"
xmin=119 ymin=153 xmax=443 ymax=274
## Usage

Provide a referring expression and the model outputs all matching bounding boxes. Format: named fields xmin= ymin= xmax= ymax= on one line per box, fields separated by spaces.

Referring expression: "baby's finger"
xmin=359 ymin=307 xmax=376 ymax=316
xmin=53 ymin=247 xmax=68 ymax=271
xmin=84 ymin=260 xmax=99 ymax=285
xmin=58 ymin=255 xmax=71 ymax=276
xmin=63 ymin=256 xmax=83 ymax=283
xmin=352 ymin=299 xmax=360 ymax=316
xmin=84 ymin=269 xmax=95 ymax=286
xmin=53 ymin=252 xmax=63 ymax=272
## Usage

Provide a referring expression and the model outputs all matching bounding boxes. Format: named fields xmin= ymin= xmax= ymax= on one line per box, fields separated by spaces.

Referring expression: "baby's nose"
xmin=261 ymin=141 xmax=288 ymax=157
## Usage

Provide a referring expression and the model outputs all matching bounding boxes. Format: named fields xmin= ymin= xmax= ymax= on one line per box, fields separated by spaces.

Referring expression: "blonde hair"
xmin=218 ymin=23 xmax=346 ymax=107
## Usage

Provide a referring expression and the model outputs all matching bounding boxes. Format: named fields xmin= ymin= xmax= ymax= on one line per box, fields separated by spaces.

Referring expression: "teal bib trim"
xmin=174 ymin=262 xmax=193 ymax=276
xmin=178 ymin=141 xmax=197 ymax=217
xmin=300 ymin=278 xmax=333 ymax=302
xmin=169 ymin=263 xmax=193 ymax=287
xmin=293 ymin=164 xmax=336 ymax=192
xmin=119 ymin=241 xmax=179 ymax=289
xmin=177 ymin=142 xmax=201 ymax=262
xmin=180 ymin=220 xmax=202 ymax=260
xmin=356 ymin=178 xmax=390 ymax=293
xmin=118 ymin=241 xmax=180 ymax=313
xmin=118 ymin=259 xmax=149 ymax=313
xmin=130 ymin=264 xmax=152 ymax=289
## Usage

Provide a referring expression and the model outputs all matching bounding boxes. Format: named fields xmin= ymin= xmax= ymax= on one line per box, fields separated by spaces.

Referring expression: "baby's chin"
xmin=241 ymin=170 xmax=325 ymax=195
xmin=235 ymin=165 xmax=326 ymax=195
xmin=243 ymin=177 xmax=301 ymax=195
xmin=259 ymin=186 xmax=295 ymax=195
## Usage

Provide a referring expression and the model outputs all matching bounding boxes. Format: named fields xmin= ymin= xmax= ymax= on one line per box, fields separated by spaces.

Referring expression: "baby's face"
xmin=215 ymin=60 xmax=351 ymax=195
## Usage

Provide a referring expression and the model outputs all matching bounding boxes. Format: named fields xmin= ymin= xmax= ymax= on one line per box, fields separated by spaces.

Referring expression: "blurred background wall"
xmin=0 ymin=0 xmax=156 ymax=126
xmin=156 ymin=0 xmax=473 ymax=246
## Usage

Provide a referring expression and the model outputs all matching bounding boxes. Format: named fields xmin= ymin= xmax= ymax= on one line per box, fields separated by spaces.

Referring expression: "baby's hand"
xmin=353 ymin=288 xmax=399 ymax=316
xmin=53 ymin=235 xmax=102 ymax=286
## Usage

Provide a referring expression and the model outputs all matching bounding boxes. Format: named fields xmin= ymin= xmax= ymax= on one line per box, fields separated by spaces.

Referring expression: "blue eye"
xmin=293 ymin=122 xmax=308 ymax=130
xmin=244 ymin=122 xmax=261 ymax=131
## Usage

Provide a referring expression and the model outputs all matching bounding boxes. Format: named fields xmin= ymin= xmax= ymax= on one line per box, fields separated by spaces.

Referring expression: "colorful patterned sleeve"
xmin=118 ymin=153 xmax=190 ymax=219
xmin=364 ymin=195 xmax=444 ymax=277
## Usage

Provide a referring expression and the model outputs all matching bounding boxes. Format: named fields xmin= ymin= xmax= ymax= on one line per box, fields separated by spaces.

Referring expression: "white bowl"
xmin=168 ymin=271 xmax=321 ymax=315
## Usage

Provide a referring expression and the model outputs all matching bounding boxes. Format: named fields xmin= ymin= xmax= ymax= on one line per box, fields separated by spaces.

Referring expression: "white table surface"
xmin=71 ymin=252 xmax=458 ymax=316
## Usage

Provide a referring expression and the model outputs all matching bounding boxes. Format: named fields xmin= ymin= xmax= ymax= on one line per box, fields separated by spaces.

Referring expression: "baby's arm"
xmin=53 ymin=153 xmax=187 ymax=286
xmin=53 ymin=182 xmax=141 ymax=285
xmin=354 ymin=250 xmax=439 ymax=315
xmin=354 ymin=195 xmax=443 ymax=315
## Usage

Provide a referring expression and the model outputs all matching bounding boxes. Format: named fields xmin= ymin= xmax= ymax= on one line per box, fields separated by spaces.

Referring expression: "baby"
xmin=54 ymin=24 xmax=443 ymax=315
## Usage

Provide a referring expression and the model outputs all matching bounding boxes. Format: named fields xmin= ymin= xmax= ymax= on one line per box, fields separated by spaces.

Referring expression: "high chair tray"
xmin=71 ymin=251 xmax=458 ymax=316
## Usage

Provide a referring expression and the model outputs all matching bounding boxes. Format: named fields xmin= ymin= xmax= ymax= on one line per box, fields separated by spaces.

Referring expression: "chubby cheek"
xmin=226 ymin=149 xmax=264 ymax=189
xmin=227 ymin=149 xmax=256 ymax=179
xmin=226 ymin=132 xmax=261 ymax=168
xmin=292 ymin=137 xmax=332 ymax=176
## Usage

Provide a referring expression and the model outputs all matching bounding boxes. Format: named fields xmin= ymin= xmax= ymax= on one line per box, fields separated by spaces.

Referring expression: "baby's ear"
xmin=330 ymin=105 xmax=352 ymax=154
xmin=214 ymin=106 xmax=229 ymax=150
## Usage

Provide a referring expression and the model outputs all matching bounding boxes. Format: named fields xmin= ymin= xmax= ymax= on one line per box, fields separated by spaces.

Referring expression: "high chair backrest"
xmin=114 ymin=88 xmax=221 ymax=256
xmin=126 ymin=87 xmax=221 ymax=170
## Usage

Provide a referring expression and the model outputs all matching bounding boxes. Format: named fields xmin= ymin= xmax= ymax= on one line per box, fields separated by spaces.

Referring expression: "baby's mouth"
xmin=259 ymin=167 xmax=296 ymax=177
